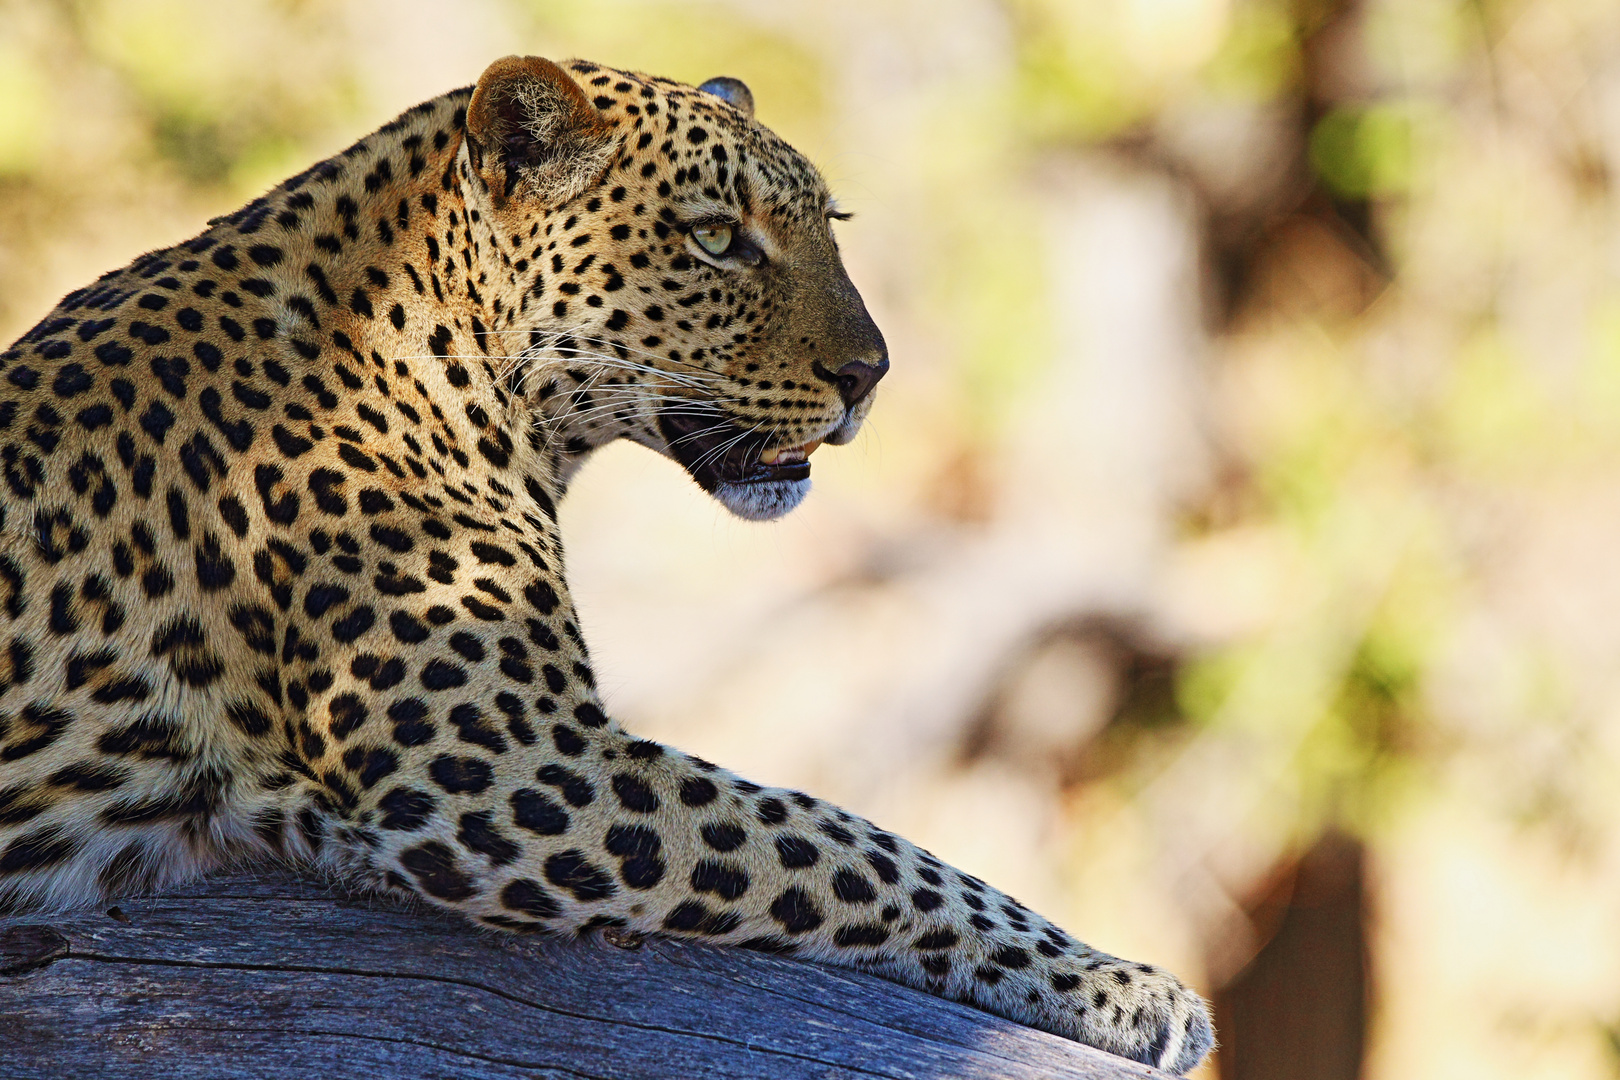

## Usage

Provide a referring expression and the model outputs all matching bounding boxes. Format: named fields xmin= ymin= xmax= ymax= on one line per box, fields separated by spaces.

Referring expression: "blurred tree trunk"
xmin=1213 ymin=832 xmax=1370 ymax=1080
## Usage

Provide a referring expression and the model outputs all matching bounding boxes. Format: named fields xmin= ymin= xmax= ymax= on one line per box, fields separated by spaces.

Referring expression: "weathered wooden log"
xmin=0 ymin=868 xmax=1171 ymax=1079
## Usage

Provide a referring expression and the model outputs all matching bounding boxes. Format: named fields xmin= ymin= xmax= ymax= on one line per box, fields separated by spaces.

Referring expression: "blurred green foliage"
xmin=84 ymin=0 xmax=359 ymax=188
xmin=0 ymin=37 xmax=50 ymax=175
xmin=1310 ymin=104 xmax=1416 ymax=198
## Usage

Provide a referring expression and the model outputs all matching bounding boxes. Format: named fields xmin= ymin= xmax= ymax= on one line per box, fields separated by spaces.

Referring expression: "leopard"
xmin=0 ymin=55 xmax=1213 ymax=1073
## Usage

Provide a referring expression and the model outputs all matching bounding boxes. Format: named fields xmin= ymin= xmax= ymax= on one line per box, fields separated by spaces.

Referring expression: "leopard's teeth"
xmin=759 ymin=439 xmax=824 ymax=466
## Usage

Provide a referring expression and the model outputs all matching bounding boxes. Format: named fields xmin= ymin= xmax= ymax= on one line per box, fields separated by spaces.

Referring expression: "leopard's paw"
xmin=1027 ymin=956 xmax=1213 ymax=1074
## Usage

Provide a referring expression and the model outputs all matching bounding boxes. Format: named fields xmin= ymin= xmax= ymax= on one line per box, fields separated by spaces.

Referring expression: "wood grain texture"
xmin=0 ymin=868 xmax=1170 ymax=1080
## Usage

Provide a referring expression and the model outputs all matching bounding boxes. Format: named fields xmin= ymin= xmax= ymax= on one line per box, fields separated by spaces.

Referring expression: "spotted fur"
xmin=0 ymin=56 xmax=1211 ymax=1073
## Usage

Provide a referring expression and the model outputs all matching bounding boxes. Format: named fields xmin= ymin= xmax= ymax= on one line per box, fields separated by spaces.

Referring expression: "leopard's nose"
xmin=814 ymin=354 xmax=889 ymax=407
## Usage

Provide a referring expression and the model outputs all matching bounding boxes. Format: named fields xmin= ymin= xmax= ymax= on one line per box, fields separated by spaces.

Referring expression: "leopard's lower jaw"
xmin=712 ymin=477 xmax=812 ymax=521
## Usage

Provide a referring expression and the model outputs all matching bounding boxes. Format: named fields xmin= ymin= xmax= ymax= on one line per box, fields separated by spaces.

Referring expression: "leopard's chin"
xmin=712 ymin=478 xmax=812 ymax=521
xmin=657 ymin=406 xmax=823 ymax=521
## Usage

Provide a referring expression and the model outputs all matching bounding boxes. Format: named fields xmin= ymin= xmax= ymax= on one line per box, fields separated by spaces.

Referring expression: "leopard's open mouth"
xmin=658 ymin=408 xmax=823 ymax=492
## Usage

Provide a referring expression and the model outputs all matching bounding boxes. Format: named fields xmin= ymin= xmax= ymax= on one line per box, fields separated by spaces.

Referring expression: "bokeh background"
xmin=4 ymin=0 xmax=1619 ymax=1076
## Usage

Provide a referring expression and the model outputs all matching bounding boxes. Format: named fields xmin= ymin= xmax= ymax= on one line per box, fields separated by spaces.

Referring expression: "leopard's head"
xmin=458 ymin=55 xmax=887 ymax=521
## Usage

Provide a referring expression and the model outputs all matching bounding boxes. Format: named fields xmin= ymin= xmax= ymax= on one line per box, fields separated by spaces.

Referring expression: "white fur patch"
xmin=712 ymin=478 xmax=811 ymax=521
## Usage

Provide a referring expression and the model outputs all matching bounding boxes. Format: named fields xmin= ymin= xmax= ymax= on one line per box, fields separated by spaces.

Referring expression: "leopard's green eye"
xmin=693 ymin=223 xmax=733 ymax=256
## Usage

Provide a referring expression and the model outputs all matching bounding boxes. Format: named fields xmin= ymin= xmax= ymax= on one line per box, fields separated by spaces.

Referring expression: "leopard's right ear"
xmin=465 ymin=56 xmax=617 ymax=209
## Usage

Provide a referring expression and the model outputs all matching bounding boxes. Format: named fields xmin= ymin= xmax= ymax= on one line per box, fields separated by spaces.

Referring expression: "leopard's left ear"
xmin=699 ymin=76 xmax=754 ymax=118
xmin=465 ymin=56 xmax=617 ymax=209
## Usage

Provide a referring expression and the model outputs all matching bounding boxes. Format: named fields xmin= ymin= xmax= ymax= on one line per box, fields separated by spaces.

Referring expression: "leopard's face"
xmin=459 ymin=59 xmax=887 ymax=521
